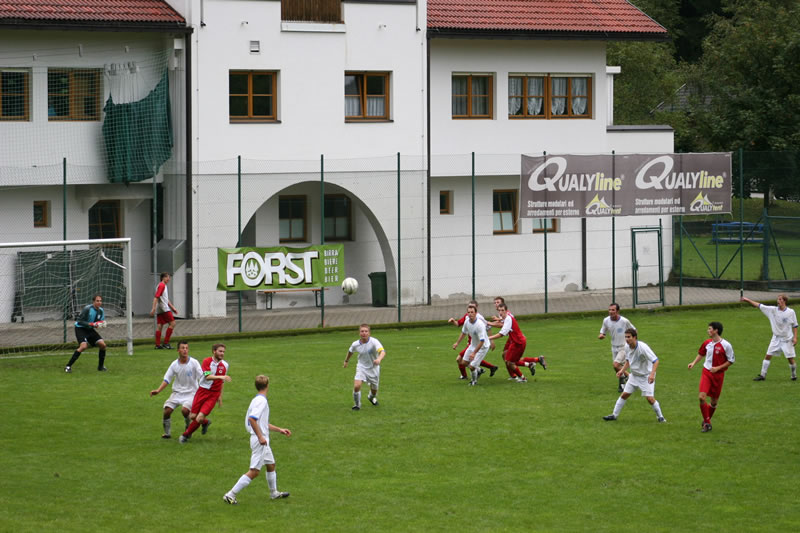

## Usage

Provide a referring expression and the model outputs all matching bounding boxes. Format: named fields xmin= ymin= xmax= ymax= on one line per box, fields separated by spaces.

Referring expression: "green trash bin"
xmin=368 ymin=272 xmax=388 ymax=307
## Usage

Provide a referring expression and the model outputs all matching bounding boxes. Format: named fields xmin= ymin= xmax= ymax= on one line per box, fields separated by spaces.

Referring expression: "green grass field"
xmin=2 ymin=307 xmax=798 ymax=532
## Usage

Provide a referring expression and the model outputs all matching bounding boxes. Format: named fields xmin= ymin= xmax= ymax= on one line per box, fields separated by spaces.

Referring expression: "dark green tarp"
xmin=102 ymin=71 xmax=173 ymax=184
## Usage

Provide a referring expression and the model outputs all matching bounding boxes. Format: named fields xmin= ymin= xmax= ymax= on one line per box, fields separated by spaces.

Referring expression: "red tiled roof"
xmin=0 ymin=0 xmax=185 ymax=25
xmin=428 ymin=0 xmax=667 ymax=36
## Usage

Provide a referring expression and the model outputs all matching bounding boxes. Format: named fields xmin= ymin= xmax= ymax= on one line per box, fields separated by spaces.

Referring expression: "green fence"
xmin=673 ymin=149 xmax=800 ymax=293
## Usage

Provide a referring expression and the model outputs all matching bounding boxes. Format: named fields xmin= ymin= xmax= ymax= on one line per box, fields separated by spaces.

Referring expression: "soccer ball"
xmin=342 ymin=277 xmax=358 ymax=295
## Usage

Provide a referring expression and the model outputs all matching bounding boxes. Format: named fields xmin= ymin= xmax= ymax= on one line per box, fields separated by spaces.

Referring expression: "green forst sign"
xmin=217 ymin=245 xmax=345 ymax=291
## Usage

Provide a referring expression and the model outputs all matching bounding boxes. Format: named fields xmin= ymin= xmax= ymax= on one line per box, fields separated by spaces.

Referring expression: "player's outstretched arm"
xmin=269 ymin=424 xmax=291 ymax=437
xmin=688 ymin=355 xmax=702 ymax=370
xmin=343 ymin=351 xmax=352 ymax=367
xmin=740 ymin=297 xmax=760 ymax=308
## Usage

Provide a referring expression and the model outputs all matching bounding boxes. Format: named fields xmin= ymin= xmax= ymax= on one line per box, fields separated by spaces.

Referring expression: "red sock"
xmin=515 ymin=366 xmax=524 ymax=378
xmin=506 ymin=366 xmax=516 ymax=377
xmin=184 ymin=420 xmax=201 ymax=437
xmin=480 ymin=360 xmax=496 ymax=369
xmin=700 ymin=402 xmax=710 ymax=423
xmin=708 ymin=405 xmax=717 ymax=420
xmin=519 ymin=357 xmax=536 ymax=366
xmin=155 ymin=330 xmax=162 ymax=345
xmin=164 ymin=327 xmax=174 ymax=343
xmin=458 ymin=364 xmax=467 ymax=378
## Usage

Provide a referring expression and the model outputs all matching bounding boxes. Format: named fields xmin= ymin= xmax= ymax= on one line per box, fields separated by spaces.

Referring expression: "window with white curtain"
xmin=452 ymin=74 xmax=493 ymax=118
xmin=509 ymin=74 xmax=591 ymax=119
xmin=508 ymin=76 xmax=544 ymax=117
xmin=345 ymin=72 xmax=389 ymax=121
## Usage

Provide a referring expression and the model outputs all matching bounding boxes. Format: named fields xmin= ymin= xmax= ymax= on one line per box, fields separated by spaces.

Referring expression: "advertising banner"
xmin=520 ymin=153 xmax=732 ymax=218
xmin=217 ymin=244 xmax=345 ymax=291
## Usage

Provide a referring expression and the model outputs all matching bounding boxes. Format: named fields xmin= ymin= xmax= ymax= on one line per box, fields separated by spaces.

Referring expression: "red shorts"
xmin=503 ymin=340 xmax=527 ymax=363
xmin=157 ymin=311 xmax=175 ymax=325
xmin=191 ymin=387 xmax=220 ymax=416
xmin=699 ymin=367 xmax=726 ymax=399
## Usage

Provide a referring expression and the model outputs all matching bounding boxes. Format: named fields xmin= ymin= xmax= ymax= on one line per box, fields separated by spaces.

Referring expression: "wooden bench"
xmin=258 ymin=287 xmax=328 ymax=310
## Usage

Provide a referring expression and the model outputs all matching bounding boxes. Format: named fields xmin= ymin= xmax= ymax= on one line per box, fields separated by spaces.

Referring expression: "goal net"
xmin=0 ymin=238 xmax=133 ymax=356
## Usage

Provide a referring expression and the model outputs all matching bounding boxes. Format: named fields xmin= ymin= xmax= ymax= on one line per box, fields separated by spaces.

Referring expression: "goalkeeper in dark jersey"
xmin=65 ymin=294 xmax=109 ymax=373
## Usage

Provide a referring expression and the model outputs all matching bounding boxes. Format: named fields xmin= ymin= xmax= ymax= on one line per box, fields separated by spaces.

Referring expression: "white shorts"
xmin=355 ymin=365 xmax=380 ymax=389
xmin=463 ymin=345 xmax=489 ymax=369
xmin=163 ymin=391 xmax=194 ymax=411
xmin=623 ymin=373 xmax=655 ymax=397
xmin=248 ymin=434 xmax=275 ymax=470
xmin=612 ymin=347 xmax=626 ymax=365
xmin=767 ymin=337 xmax=796 ymax=358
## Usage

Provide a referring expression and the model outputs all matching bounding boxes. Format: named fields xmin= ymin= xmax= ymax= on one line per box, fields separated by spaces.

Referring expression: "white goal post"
xmin=0 ymin=237 xmax=133 ymax=355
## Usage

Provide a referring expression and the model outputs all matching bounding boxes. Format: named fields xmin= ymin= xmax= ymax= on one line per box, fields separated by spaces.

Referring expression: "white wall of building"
xmin=427 ymin=37 xmax=674 ymax=297
xmin=184 ymin=0 xmax=426 ymax=161
xmin=0 ymin=28 xmax=188 ymax=321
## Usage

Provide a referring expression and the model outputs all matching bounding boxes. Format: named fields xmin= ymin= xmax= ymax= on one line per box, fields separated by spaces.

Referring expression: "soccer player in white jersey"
xmin=603 ymin=328 xmax=666 ymax=423
xmin=742 ymin=295 xmax=798 ymax=381
xmin=149 ymin=341 xmax=202 ymax=439
xmin=598 ymin=303 xmax=635 ymax=392
xmin=344 ymin=324 xmax=386 ymax=410
xmin=223 ymin=375 xmax=291 ymax=505
xmin=447 ymin=300 xmax=499 ymax=379
xmin=452 ymin=304 xmax=490 ymax=386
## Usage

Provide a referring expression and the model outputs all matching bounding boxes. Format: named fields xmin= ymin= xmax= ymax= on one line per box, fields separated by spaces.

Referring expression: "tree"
xmin=607 ymin=1 xmax=683 ymax=125
xmin=688 ymin=0 xmax=800 ymax=204
xmin=691 ymin=0 xmax=800 ymax=151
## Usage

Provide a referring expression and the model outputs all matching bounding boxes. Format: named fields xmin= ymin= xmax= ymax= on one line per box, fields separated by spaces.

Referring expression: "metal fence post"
xmin=237 ymin=155 xmax=242 ymax=333
xmin=471 ymin=152 xmax=475 ymax=301
xmin=397 ymin=152 xmax=401 ymax=322
xmin=320 ymin=154 xmax=325 ymax=327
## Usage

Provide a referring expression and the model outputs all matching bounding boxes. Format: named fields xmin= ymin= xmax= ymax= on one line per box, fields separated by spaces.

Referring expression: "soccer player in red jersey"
xmin=150 ymin=272 xmax=179 ymax=349
xmin=447 ymin=301 xmax=499 ymax=379
xmin=488 ymin=302 xmax=545 ymax=382
xmin=179 ymin=343 xmax=231 ymax=443
xmin=688 ymin=321 xmax=734 ymax=433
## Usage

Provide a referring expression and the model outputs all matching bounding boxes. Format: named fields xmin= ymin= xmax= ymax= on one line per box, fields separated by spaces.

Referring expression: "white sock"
xmin=651 ymin=401 xmax=664 ymax=418
xmin=267 ymin=470 xmax=278 ymax=494
xmin=612 ymin=397 xmax=627 ymax=417
xmin=230 ymin=474 xmax=252 ymax=496
xmin=761 ymin=359 xmax=771 ymax=376
xmin=163 ymin=418 xmax=171 ymax=435
xmin=790 ymin=363 xmax=797 ymax=378
xmin=353 ymin=390 xmax=361 ymax=407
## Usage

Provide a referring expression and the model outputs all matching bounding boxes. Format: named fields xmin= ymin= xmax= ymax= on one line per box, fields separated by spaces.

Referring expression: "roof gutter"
xmin=427 ymin=28 xmax=669 ymax=42
xmin=0 ymin=20 xmax=192 ymax=34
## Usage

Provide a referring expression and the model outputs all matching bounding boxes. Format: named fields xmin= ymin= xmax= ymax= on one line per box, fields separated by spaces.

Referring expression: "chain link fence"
xmin=3 ymin=149 xmax=799 ymax=353
xmin=674 ymin=150 xmax=800 ymax=293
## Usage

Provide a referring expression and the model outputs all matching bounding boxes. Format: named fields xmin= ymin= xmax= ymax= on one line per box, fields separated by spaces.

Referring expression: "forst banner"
xmin=217 ymin=244 xmax=344 ymax=291
xmin=520 ymin=153 xmax=732 ymax=218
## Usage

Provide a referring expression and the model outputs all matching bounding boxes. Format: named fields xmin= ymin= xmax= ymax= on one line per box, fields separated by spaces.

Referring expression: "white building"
xmin=0 ymin=0 xmax=673 ymax=323
xmin=0 ymin=1 xmax=189 ymax=323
